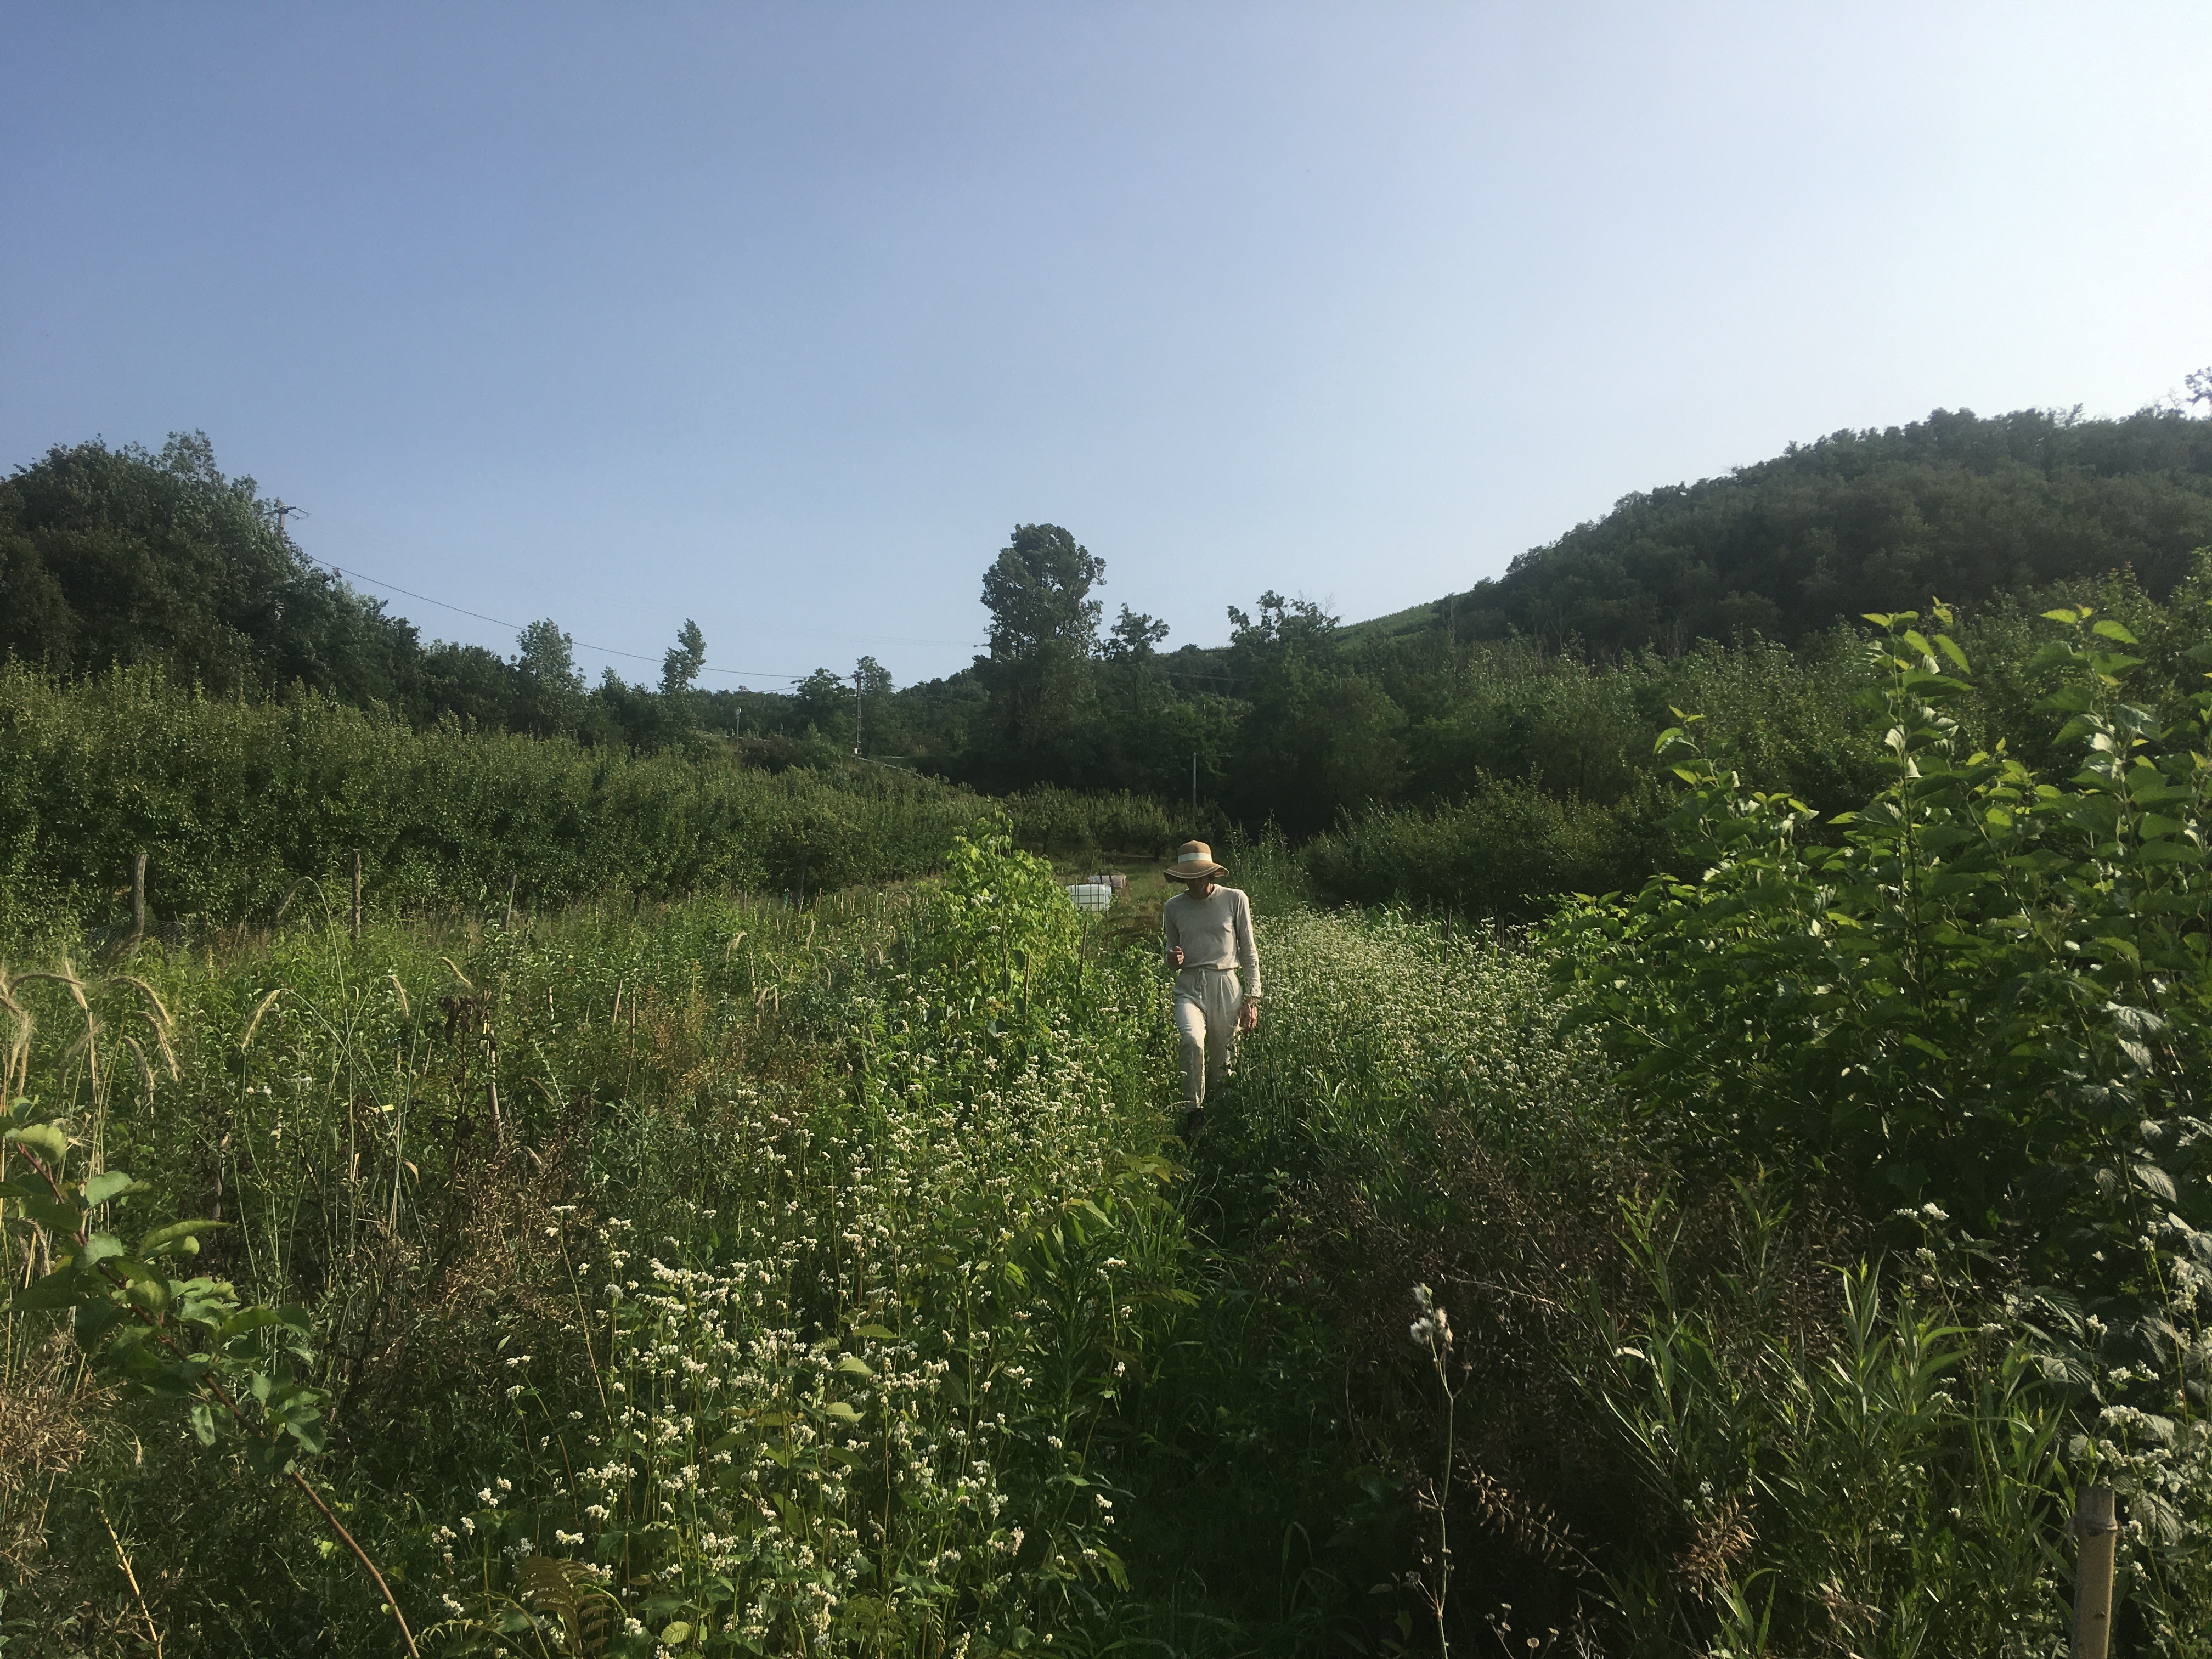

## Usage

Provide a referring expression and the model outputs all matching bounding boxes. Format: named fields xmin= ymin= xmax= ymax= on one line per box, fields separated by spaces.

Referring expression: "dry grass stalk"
xmin=1675 ymin=1491 xmax=1756 ymax=1600
xmin=1462 ymin=1465 xmax=1598 ymax=1576
xmin=0 ymin=1336 xmax=94 ymax=1502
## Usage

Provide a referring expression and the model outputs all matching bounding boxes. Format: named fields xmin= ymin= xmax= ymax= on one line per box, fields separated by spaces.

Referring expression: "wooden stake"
xmin=127 ymin=851 xmax=148 ymax=953
xmin=2072 ymin=1484 xmax=2118 ymax=1659
xmin=485 ymin=1026 xmax=504 ymax=1155
xmin=350 ymin=849 xmax=363 ymax=941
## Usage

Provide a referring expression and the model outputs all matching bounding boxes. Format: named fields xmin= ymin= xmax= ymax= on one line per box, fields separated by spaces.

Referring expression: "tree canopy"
xmin=13 ymin=404 xmax=2211 ymax=846
xmin=1415 ymin=406 xmax=2212 ymax=655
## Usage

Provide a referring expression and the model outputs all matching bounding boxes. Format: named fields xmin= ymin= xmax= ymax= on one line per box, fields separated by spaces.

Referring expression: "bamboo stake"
xmin=350 ymin=849 xmax=363 ymax=942
xmin=2072 ymin=1484 xmax=2118 ymax=1659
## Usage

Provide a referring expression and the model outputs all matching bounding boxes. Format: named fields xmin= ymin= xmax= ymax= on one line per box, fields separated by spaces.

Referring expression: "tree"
xmin=975 ymin=524 xmax=1106 ymax=786
xmin=1224 ymin=592 xmax=1405 ymax=833
xmin=854 ymin=655 xmax=896 ymax=755
xmin=512 ymin=619 xmax=584 ymax=739
xmin=0 ymin=433 xmax=419 ymax=698
xmin=660 ymin=619 xmax=707 ymax=696
xmin=793 ymin=667 xmax=856 ymax=749
xmin=981 ymin=525 xmax=1104 ymax=659
xmin=1103 ymin=605 xmax=1170 ymax=662
xmin=409 ymin=641 xmax=517 ymax=730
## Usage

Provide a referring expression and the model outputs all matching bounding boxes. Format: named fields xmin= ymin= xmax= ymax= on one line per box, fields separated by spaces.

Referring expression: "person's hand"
xmin=1238 ymin=998 xmax=1260 ymax=1034
xmin=1168 ymin=946 xmax=1185 ymax=968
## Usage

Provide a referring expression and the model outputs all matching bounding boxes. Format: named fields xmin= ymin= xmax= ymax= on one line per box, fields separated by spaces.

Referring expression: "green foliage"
xmin=512 ymin=620 xmax=587 ymax=741
xmin=0 ymin=662 xmax=1009 ymax=932
xmin=1431 ymin=405 xmax=2212 ymax=654
xmin=3 ymin=1097 xmax=326 ymax=1476
xmin=0 ymin=436 xmax=737 ymax=756
xmin=1557 ymin=608 xmax=2212 ymax=1335
xmin=1581 ymin=1200 xmax=2073 ymax=1657
xmin=0 ymin=845 xmax=1199 ymax=1655
xmin=998 ymin=785 xmax=1180 ymax=858
xmin=1548 ymin=602 xmax=2212 ymax=1650
xmin=1304 ymin=777 xmax=1662 ymax=920
xmin=660 ymin=621 xmax=708 ymax=699
xmin=0 ymin=434 xmax=421 ymax=699
xmin=973 ymin=524 xmax=1109 ymax=785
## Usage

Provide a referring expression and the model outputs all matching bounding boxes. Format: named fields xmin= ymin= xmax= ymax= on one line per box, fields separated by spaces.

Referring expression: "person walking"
xmin=1161 ymin=840 xmax=1260 ymax=1141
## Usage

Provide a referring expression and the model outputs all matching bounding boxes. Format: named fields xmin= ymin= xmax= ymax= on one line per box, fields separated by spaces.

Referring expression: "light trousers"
xmin=1173 ymin=967 xmax=1244 ymax=1110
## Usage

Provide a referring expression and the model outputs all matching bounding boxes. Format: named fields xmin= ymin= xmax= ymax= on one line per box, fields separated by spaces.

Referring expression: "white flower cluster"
xmin=426 ymin=873 xmax=1166 ymax=1652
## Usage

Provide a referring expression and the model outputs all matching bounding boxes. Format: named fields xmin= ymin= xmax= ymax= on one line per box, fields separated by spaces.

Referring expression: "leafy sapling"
xmin=1 ymin=1095 xmax=422 ymax=1657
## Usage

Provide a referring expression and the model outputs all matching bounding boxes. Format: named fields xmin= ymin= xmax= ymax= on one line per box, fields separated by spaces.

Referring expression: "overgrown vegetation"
xmin=12 ymin=408 xmax=2212 ymax=873
xmin=10 ymin=403 xmax=2212 ymax=1654
xmin=12 ymin=585 xmax=2212 ymax=1651
xmin=0 ymin=664 xmax=1193 ymax=937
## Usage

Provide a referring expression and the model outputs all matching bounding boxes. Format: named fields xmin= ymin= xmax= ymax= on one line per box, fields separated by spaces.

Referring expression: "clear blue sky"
xmin=6 ymin=3 xmax=2208 ymax=689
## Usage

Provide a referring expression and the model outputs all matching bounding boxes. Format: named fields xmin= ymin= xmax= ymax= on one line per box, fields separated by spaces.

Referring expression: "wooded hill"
xmin=1355 ymin=403 xmax=2212 ymax=652
xmin=6 ymin=404 xmax=2210 ymax=864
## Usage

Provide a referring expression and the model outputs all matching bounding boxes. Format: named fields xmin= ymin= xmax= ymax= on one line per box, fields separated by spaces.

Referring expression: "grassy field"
xmin=8 ymin=603 xmax=2212 ymax=1659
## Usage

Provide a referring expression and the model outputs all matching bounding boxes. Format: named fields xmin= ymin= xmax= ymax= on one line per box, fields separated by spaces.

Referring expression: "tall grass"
xmin=8 ymin=823 xmax=2201 ymax=1653
xmin=2 ymin=836 xmax=1194 ymax=1653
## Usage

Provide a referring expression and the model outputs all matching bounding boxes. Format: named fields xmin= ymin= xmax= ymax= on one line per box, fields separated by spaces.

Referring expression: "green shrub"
xmin=1000 ymin=785 xmax=1178 ymax=858
xmin=1302 ymin=778 xmax=1664 ymax=919
xmin=1553 ymin=603 xmax=2212 ymax=1650
xmin=0 ymin=663 xmax=1003 ymax=933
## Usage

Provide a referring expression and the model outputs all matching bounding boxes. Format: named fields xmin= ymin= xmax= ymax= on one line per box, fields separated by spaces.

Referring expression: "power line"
xmin=326 ymin=562 xmax=809 ymax=684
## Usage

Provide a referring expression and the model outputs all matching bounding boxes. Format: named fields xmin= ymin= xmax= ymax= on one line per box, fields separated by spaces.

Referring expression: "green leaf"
xmin=75 ymin=1296 xmax=125 ymax=1344
xmin=189 ymin=1401 xmax=220 ymax=1446
xmin=3 ymin=1124 xmax=71 ymax=1166
xmin=10 ymin=1267 xmax=95 ymax=1312
xmin=216 ymin=1306 xmax=287 ymax=1343
xmin=2136 ymin=840 xmax=2201 ymax=865
xmin=2132 ymin=1163 xmax=2179 ymax=1203
xmin=16 ymin=1190 xmax=86 ymax=1234
xmin=850 ymin=1323 xmax=896 ymax=1339
xmin=835 ymin=1353 xmax=875 ymax=1379
xmin=1933 ymin=634 xmax=1971 ymax=673
xmin=82 ymin=1171 xmax=150 ymax=1209
xmin=822 ymin=1401 xmax=862 ymax=1421
xmin=659 ymin=1623 xmax=693 ymax=1646
xmin=2091 ymin=619 xmax=2140 ymax=645
xmin=138 ymin=1220 xmax=227 ymax=1257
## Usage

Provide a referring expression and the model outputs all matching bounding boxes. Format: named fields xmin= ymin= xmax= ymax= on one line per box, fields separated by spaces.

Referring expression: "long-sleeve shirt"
xmin=1162 ymin=885 xmax=1261 ymax=998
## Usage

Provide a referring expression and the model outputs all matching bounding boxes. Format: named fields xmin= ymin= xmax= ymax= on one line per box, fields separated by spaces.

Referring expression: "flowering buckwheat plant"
xmin=425 ymin=834 xmax=1187 ymax=1657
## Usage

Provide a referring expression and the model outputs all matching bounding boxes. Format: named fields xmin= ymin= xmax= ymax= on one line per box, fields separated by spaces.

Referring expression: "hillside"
xmin=1351 ymin=405 xmax=2212 ymax=654
xmin=15 ymin=406 xmax=2212 ymax=852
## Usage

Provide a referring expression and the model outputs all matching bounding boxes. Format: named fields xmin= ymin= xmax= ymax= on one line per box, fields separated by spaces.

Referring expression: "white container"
xmin=1066 ymin=883 xmax=1114 ymax=914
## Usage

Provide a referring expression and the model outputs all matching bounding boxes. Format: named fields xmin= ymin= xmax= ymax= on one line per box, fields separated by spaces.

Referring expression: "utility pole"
xmin=273 ymin=502 xmax=309 ymax=541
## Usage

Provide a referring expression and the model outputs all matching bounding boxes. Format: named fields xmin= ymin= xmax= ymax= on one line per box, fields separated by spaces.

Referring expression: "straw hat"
xmin=1164 ymin=840 xmax=1227 ymax=882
